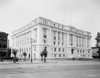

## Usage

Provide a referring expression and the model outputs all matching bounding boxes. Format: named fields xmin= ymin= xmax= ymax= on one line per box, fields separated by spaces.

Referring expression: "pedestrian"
xmin=43 ymin=47 xmax=48 ymax=62
xmin=72 ymin=54 xmax=75 ymax=61
xmin=40 ymin=51 xmax=43 ymax=61
xmin=40 ymin=47 xmax=48 ymax=62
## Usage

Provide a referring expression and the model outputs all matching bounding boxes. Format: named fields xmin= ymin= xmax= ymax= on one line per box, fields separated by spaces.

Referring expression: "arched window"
xmin=3 ymin=43 xmax=6 ymax=48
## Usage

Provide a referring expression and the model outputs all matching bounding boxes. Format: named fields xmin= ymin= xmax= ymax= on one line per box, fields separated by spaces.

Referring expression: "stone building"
xmin=12 ymin=17 xmax=92 ymax=59
xmin=0 ymin=32 xmax=8 ymax=59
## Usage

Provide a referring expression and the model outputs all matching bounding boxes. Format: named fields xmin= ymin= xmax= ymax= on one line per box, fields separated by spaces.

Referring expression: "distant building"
xmin=0 ymin=32 xmax=9 ymax=59
xmin=92 ymin=47 xmax=99 ymax=58
xmin=12 ymin=17 xmax=92 ymax=59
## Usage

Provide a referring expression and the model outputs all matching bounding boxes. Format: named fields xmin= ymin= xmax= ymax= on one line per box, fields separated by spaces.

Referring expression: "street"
xmin=0 ymin=60 xmax=100 ymax=78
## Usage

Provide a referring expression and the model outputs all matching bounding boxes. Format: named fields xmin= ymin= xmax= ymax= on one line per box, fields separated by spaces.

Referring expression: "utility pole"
xmin=30 ymin=38 xmax=33 ymax=63
xmin=1 ymin=49 xmax=3 ymax=62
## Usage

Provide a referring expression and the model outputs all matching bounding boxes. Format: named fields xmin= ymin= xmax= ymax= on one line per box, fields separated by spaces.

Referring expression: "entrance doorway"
xmin=71 ymin=49 xmax=74 ymax=54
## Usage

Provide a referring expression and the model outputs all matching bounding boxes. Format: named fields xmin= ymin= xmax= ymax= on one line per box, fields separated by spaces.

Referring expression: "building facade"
xmin=12 ymin=17 xmax=92 ymax=59
xmin=0 ymin=32 xmax=9 ymax=59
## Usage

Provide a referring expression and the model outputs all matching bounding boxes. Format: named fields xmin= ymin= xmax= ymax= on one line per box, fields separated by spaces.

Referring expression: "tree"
xmin=12 ymin=49 xmax=18 ymax=63
xmin=95 ymin=32 xmax=100 ymax=60
xmin=95 ymin=32 xmax=100 ymax=46
xmin=40 ymin=47 xmax=48 ymax=62
xmin=7 ymin=48 xmax=11 ymax=59
xmin=23 ymin=52 xmax=27 ymax=61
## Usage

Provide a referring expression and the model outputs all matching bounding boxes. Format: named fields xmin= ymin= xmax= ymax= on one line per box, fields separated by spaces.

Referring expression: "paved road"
xmin=0 ymin=64 xmax=100 ymax=78
xmin=0 ymin=60 xmax=100 ymax=78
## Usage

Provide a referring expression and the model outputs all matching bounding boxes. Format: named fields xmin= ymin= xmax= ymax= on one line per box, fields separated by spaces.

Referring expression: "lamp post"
xmin=1 ymin=49 xmax=3 ymax=62
xmin=30 ymin=38 xmax=33 ymax=63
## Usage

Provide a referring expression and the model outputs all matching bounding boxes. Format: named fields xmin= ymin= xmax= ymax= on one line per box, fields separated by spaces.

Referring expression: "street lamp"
xmin=30 ymin=38 xmax=33 ymax=63
xmin=1 ymin=49 xmax=3 ymax=62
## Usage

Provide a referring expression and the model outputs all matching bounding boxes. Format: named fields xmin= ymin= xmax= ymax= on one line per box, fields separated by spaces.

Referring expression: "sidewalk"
xmin=0 ymin=59 xmax=100 ymax=70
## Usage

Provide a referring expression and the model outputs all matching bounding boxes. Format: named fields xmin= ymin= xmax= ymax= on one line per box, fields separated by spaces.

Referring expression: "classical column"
xmin=37 ymin=26 xmax=41 ymax=44
xmin=73 ymin=35 xmax=75 ymax=47
xmin=89 ymin=38 xmax=91 ymax=49
xmin=49 ymin=29 xmax=51 ymax=45
xmin=66 ymin=33 xmax=70 ymax=47
xmin=64 ymin=33 xmax=67 ymax=47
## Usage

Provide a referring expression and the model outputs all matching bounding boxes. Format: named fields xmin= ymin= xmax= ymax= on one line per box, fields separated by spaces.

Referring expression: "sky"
xmin=0 ymin=0 xmax=100 ymax=47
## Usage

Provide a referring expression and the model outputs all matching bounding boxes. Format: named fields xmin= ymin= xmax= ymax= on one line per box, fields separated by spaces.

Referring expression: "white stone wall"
xmin=12 ymin=17 xmax=92 ymax=59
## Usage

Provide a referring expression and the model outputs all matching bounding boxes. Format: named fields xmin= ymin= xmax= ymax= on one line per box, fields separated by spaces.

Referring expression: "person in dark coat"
xmin=40 ymin=47 xmax=48 ymax=62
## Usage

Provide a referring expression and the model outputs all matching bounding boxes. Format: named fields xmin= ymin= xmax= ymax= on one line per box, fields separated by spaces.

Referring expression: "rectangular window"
xmin=58 ymin=32 xmax=60 ymax=39
xmin=43 ymin=40 xmax=46 ymax=44
xmin=88 ymin=50 xmax=90 ymax=53
xmin=34 ymin=47 xmax=36 ymax=51
xmin=59 ymin=54 xmax=61 ymax=57
xmin=58 ymin=37 xmax=60 ymax=40
xmin=58 ymin=42 xmax=60 ymax=45
xmin=70 ymin=34 xmax=73 ymax=46
xmin=77 ymin=50 xmax=79 ymax=53
xmin=83 ymin=50 xmax=84 ymax=53
xmin=54 ymin=24 xmax=55 ymax=26
xmin=54 ymin=41 xmax=56 ymax=45
xmin=43 ymin=28 xmax=47 ymax=33
xmin=63 ymin=48 xmax=64 ymax=52
xmin=63 ymin=54 xmax=65 ymax=57
xmin=54 ymin=54 xmax=57 ymax=57
xmin=54 ymin=36 xmax=56 ymax=40
xmin=83 ymin=54 xmax=85 ymax=57
xmin=54 ymin=48 xmax=56 ymax=52
xmin=43 ymin=34 xmax=47 ymax=38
